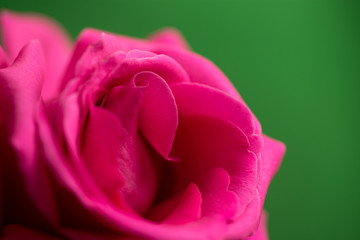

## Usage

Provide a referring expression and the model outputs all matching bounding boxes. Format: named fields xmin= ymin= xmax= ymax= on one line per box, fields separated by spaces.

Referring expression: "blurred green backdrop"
xmin=1 ymin=0 xmax=359 ymax=239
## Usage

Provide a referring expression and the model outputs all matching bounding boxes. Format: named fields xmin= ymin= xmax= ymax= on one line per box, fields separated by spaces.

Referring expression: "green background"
xmin=1 ymin=0 xmax=359 ymax=239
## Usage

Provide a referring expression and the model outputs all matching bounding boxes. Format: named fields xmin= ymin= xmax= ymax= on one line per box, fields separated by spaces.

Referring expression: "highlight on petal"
xmin=81 ymin=107 xmax=127 ymax=208
xmin=103 ymin=86 xmax=158 ymax=214
xmin=0 ymin=10 xmax=72 ymax=100
xmin=149 ymin=28 xmax=190 ymax=49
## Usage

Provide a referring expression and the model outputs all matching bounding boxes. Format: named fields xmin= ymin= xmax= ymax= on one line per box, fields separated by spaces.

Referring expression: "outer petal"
xmin=0 ymin=41 xmax=60 ymax=228
xmin=61 ymin=28 xmax=103 ymax=88
xmin=257 ymin=135 xmax=285 ymax=207
xmin=152 ymin=47 xmax=242 ymax=101
xmin=170 ymin=82 xmax=262 ymax=152
xmin=226 ymin=135 xmax=285 ymax=238
xmin=246 ymin=213 xmax=269 ymax=240
xmin=0 ymin=10 xmax=71 ymax=100
xmin=0 ymin=46 xmax=10 ymax=68
xmin=149 ymin=28 xmax=190 ymax=49
xmin=1 ymin=225 xmax=61 ymax=240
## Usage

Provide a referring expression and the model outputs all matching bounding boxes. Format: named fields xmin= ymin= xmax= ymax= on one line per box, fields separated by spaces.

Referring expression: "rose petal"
xmin=0 ymin=40 xmax=44 ymax=138
xmin=0 ymin=46 xmax=10 ymax=68
xmin=104 ymin=84 xmax=144 ymax=130
xmin=61 ymin=28 xmax=103 ymax=88
xmin=0 ymin=41 xmax=60 ymax=227
xmin=257 ymin=135 xmax=285 ymax=207
xmin=198 ymin=168 xmax=239 ymax=220
xmin=61 ymin=93 xmax=82 ymax=158
xmin=171 ymin=114 xmax=257 ymax=219
xmin=245 ymin=212 xmax=269 ymax=240
xmin=104 ymin=85 xmax=157 ymax=214
xmin=0 ymin=10 xmax=71 ymax=100
xmin=106 ymin=49 xmax=190 ymax=88
xmin=70 ymin=34 xmax=190 ymax=89
xmin=149 ymin=28 xmax=190 ymax=49
xmin=61 ymin=28 xmax=148 ymax=88
xmin=1 ymin=224 xmax=61 ymax=240
xmin=81 ymin=107 xmax=134 ymax=212
xmin=152 ymin=47 xmax=242 ymax=101
xmin=162 ymin=183 xmax=202 ymax=224
xmin=36 ymin=105 xmax=113 ymax=231
xmin=38 ymin=109 xmax=229 ymax=238
xmin=226 ymin=136 xmax=285 ymax=238
xmin=171 ymin=82 xmax=262 ymax=152
xmin=135 ymin=72 xmax=178 ymax=159
xmin=226 ymin=190 xmax=261 ymax=239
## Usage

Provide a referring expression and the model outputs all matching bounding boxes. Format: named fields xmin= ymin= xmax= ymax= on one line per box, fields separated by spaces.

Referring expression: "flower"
xmin=0 ymin=10 xmax=285 ymax=240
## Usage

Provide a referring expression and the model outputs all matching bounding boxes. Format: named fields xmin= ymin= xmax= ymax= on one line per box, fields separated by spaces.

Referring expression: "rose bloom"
xmin=0 ymin=10 xmax=285 ymax=240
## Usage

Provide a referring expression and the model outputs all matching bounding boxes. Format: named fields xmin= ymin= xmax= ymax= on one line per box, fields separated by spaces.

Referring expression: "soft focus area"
xmin=1 ymin=0 xmax=359 ymax=239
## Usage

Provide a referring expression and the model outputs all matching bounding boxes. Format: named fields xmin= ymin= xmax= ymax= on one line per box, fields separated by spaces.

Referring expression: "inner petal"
xmin=171 ymin=114 xmax=258 ymax=217
xmin=102 ymin=84 xmax=157 ymax=215
xmin=134 ymin=71 xmax=178 ymax=159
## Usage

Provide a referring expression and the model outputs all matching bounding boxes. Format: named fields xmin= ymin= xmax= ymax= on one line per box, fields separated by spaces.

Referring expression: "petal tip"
xmin=149 ymin=27 xmax=190 ymax=49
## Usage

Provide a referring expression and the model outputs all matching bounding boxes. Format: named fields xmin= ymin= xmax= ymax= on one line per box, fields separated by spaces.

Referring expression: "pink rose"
xmin=0 ymin=10 xmax=285 ymax=240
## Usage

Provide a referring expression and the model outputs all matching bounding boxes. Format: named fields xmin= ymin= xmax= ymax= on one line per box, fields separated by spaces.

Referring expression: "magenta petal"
xmin=198 ymin=168 xmax=239 ymax=220
xmin=257 ymin=135 xmax=285 ymax=207
xmin=171 ymin=82 xmax=262 ymax=153
xmin=245 ymin=212 xmax=269 ymax=240
xmin=149 ymin=28 xmax=190 ymax=49
xmin=60 ymin=28 xmax=102 ymax=87
xmin=226 ymin=190 xmax=261 ymax=239
xmin=104 ymin=84 xmax=144 ymax=132
xmin=60 ymin=93 xmax=82 ymax=158
xmin=0 ymin=40 xmax=44 ymax=160
xmin=0 ymin=46 xmax=10 ymax=68
xmin=0 ymin=41 xmax=60 ymax=226
xmin=1 ymin=225 xmax=61 ymax=240
xmin=135 ymin=72 xmax=178 ymax=158
xmin=171 ymin=83 xmax=254 ymax=134
xmin=171 ymin=114 xmax=257 ymax=219
xmin=226 ymin=136 xmax=285 ymax=238
xmin=0 ymin=10 xmax=71 ymax=100
xmin=104 ymin=85 xmax=158 ymax=214
xmin=81 ymin=107 xmax=126 ymax=204
xmin=107 ymin=50 xmax=190 ymax=87
xmin=162 ymin=183 xmax=202 ymax=224
xmin=152 ymin=47 xmax=242 ymax=101
xmin=61 ymin=28 xmax=150 ymax=88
